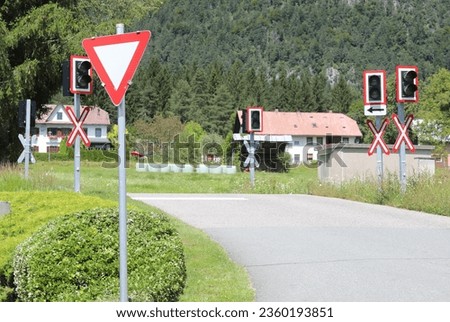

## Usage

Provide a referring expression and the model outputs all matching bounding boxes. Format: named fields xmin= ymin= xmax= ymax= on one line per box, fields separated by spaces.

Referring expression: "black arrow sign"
xmin=368 ymin=106 xmax=384 ymax=113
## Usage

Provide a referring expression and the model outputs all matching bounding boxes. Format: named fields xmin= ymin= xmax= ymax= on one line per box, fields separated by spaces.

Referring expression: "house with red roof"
xmin=233 ymin=109 xmax=362 ymax=170
xmin=33 ymin=104 xmax=111 ymax=153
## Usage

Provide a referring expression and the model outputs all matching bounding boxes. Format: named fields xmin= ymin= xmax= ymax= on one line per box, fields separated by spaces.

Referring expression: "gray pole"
xmin=116 ymin=23 xmax=128 ymax=302
xmin=249 ymin=132 xmax=255 ymax=188
xmin=74 ymin=94 xmax=81 ymax=192
xmin=375 ymin=116 xmax=383 ymax=191
xmin=24 ymin=99 xmax=31 ymax=179
xmin=397 ymin=103 xmax=407 ymax=193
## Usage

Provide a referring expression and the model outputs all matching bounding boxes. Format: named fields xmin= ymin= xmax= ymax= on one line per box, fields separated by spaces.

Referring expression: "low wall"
xmin=318 ymin=144 xmax=435 ymax=183
xmin=136 ymin=163 xmax=237 ymax=174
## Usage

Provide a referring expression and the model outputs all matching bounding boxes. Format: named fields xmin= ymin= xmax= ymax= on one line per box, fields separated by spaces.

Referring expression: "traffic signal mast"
xmin=363 ymin=70 xmax=387 ymax=107
xmin=396 ymin=65 xmax=419 ymax=103
xmin=246 ymin=106 xmax=264 ymax=133
xmin=70 ymin=55 xmax=93 ymax=95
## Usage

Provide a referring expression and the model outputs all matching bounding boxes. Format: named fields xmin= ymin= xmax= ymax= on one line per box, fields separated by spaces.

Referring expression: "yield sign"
xmin=392 ymin=113 xmax=415 ymax=153
xmin=82 ymin=31 xmax=151 ymax=106
xmin=66 ymin=106 xmax=91 ymax=147
xmin=366 ymin=118 xmax=390 ymax=156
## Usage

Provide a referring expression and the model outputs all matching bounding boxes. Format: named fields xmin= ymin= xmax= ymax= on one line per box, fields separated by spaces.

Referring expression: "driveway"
xmin=129 ymin=193 xmax=450 ymax=301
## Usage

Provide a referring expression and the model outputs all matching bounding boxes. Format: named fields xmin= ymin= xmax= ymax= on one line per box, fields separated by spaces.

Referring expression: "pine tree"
xmin=299 ymin=72 xmax=313 ymax=112
xmin=169 ymin=79 xmax=193 ymax=123
xmin=331 ymin=75 xmax=354 ymax=114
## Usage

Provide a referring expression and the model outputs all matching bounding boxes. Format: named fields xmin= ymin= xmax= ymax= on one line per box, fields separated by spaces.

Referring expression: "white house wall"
xmin=285 ymin=136 xmax=359 ymax=165
xmin=33 ymin=105 xmax=109 ymax=152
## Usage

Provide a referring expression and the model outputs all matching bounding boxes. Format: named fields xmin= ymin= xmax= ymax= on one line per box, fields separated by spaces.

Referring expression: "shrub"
xmin=13 ymin=208 xmax=186 ymax=302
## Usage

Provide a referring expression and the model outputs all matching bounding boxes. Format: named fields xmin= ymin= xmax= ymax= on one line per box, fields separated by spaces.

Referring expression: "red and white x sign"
xmin=366 ymin=118 xmax=390 ymax=156
xmin=65 ymin=106 xmax=91 ymax=147
xmin=392 ymin=113 xmax=415 ymax=153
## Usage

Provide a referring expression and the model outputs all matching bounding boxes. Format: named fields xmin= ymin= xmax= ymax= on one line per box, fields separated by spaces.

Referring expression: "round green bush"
xmin=13 ymin=208 xmax=186 ymax=302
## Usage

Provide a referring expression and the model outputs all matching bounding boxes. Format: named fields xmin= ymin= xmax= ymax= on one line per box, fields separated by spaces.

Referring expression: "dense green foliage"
xmin=13 ymin=208 xmax=186 ymax=302
xmin=0 ymin=0 xmax=163 ymax=162
xmin=1 ymin=0 xmax=449 ymax=163
xmin=142 ymin=0 xmax=449 ymax=77
xmin=0 ymin=190 xmax=116 ymax=301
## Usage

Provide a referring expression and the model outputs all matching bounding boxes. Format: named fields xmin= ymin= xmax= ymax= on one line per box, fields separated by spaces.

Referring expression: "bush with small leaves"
xmin=13 ymin=208 xmax=186 ymax=302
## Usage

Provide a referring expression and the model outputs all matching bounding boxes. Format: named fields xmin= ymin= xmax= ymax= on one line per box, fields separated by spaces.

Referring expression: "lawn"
xmin=0 ymin=163 xmax=257 ymax=302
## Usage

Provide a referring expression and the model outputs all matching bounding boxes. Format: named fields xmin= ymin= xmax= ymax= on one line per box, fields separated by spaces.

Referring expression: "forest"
xmin=1 ymin=0 xmax=449 ymax=162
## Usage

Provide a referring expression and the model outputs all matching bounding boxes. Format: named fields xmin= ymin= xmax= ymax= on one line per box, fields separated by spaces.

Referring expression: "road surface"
xmin=129 ymin=193 xmax=450 ymax=302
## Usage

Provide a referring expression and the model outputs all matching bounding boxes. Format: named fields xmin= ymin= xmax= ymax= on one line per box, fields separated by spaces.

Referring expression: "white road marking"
xmin=131 ymin=196 xmax=247 ymax=201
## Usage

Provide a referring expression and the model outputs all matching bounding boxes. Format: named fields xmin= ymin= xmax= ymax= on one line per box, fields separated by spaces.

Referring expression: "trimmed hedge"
xmin=13 ymin=208 xmax=186 ymax=302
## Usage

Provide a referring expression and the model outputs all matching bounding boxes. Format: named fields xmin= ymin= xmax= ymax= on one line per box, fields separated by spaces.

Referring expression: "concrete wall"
xmin=318 ymin=144 xmax=435 ymax=183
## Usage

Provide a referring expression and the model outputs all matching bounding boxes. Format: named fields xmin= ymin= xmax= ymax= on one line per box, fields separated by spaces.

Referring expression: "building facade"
xmin=233 ymin=110 xmax=362 ymax=169
xmin=33 ymin=104 xmax=111 ymax=153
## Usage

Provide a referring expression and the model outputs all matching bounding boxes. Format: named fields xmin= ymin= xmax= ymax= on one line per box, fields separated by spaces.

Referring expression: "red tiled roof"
xmin=238 ymin=110 xmax=362 ymax=137
xmin=36 ymin=104 xmax=110 ymax=125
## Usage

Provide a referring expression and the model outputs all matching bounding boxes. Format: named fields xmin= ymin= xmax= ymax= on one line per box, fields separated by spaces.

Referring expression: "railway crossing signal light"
xmin=246 ymin=106 xmax=263 ymax=133
xmin=363 ymin=70 xmax=387 ymax=106
xmin=396 ymin=65 xmax=419 ymax=103
xmin=70 ymin=55 xmax=93 ymax=94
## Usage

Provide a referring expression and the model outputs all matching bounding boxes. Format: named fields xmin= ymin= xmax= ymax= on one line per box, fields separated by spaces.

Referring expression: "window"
xmin=294 ymin=154 xmax=300 ymax=164
xmin=342 ymin=137 xmax=349 ymax=144
xmin=317 ymin=137 xmax=323 ymax=145
xmin=56 ymin=112 xmax=63 ymax=120
xmin=294 ymin=141 xmax=300 ymax=146
xmin=95 ymin=128 xmax=102 ymax=138
xmin=306 ymin=137 xmax=313 ymax=145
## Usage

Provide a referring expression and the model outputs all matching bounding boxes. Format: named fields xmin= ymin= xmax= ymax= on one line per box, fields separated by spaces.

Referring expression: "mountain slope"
xmin=139 ymin=0 xmax=449 ymax=82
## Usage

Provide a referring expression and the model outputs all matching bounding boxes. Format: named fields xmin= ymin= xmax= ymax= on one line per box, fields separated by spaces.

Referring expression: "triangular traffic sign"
xmin=82 ymin=31 xmax=151 ymax=106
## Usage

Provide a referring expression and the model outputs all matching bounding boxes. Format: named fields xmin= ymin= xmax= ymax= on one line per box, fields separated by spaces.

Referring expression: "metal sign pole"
xmin=116 ymin=23 xmax=128 ymax=303
xmin=73 ymin=94 xmax=81 ymax=192
xmin=375 ymin=116 xmax=384 ymax=191
xmin=24 ymin=99 xmax=31 ymax=179
xmin=249 ymin=132 xmax=255 ymax=188
xmin=397 ymin=103 xmax=407 ymax=193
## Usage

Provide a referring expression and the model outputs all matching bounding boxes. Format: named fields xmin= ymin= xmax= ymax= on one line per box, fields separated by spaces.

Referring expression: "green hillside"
xmin=140 ymin=0 xmax=449 ymax=80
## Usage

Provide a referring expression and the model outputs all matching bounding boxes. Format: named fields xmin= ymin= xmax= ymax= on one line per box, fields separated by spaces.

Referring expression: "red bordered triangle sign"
xmin=82 ymin=31 xmax=151 ymax=106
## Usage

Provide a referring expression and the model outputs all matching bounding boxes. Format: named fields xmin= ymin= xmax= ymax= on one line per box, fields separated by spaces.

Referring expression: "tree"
xmin=209 ymin=84 xmax=235 ymax=136
xmin=174 ymin=121 xmax=205 ymax=165
xmin=311 ymin=73 xmax=329 ymax=112
xmin=0 ymin=0 xmax=164 ymax=162
xmin=331 ymin=75 xmax=354 ymax=113
xmin=0 ymin=4 xmax=78 ymax=162
xmin=415 ymin=68 xmax=450 ymax=146
xmin=298 ymin=71 xmax=313 ymax=112
xmin=132 ymin=115 xmax=184 ymax=163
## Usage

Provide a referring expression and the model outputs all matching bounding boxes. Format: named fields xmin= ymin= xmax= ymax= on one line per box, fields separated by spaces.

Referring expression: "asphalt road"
xmin=128 ymin=193 xmax=450 ymax=302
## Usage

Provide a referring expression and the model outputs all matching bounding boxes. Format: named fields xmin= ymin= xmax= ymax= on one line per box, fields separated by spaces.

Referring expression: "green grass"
xmin=0 ymin=163 xmax=255 ymax=302
xmin=308 ymin=169 xmax=450 ymax=217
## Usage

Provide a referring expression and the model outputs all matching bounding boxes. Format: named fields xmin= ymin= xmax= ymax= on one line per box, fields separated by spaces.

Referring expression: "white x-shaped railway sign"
xmin=65 ymin=106 xmax=91 ymax=147
xmin=17 ymin=134 xmax=36 ymax=164
xmin=392 ymin=113 xmax=415 ymax=153
xmin=243 ymin=140 xmax=259 ymax=167
xmin=366 ymin=118 xmax=390 ymax=156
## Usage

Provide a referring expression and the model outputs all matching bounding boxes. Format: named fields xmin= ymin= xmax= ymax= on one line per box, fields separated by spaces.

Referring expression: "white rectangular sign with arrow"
xmin=364 ymin=104 xmax=387 ymax=116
